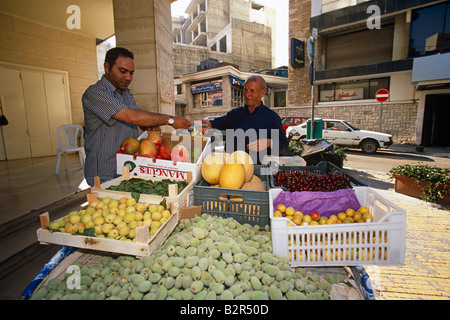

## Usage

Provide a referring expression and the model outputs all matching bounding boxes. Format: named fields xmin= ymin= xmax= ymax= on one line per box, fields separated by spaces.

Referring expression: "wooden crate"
xmin=36 ymin=192 xmax=178 ymax=257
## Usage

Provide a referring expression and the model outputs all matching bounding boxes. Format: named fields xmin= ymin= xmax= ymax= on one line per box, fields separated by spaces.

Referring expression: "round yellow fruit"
xmin=108 ymin=199 xmax=119 ymax=208
xmin=161 ymin=210 xmax=171 ymax=219
xmin=119 ymin=226 xmax=130 ymax=237
xmin=346 ymin=208 xmax=355 ymax=217
xmin=127 ymin=221 xmax=138 ymax=229
xmin=152 ymin=211 xmax=162 ymax=221
xmin=85 ymin=220 xmax=95 ymax=229
xmin=135 ymin=212 xmax=143 ymax=221
xmin=94 ymin=216 xmax=105 ymax=226
xmin=250 ymin=175 xmax=263 ymax=184
xmin=107 ymin=229 xmax=119 ymax=239
xmin=276 ymin=204 xmax=286 ymax=213
xmin=101 ymin=223 xmax=115 ymax=234
xmin=151 ymin=221 xmax=161 ymax=229
xmin=123 ymin=213 xmax=135 ymax=224
xmin=273 ymin=210 xmax=283 ymax=218
xmin=241 ymin=181 xmax=265 ymax=191
xmin=104 ymin=214 xmax=116 ymax=224
xmin=293 ymin=214 xmax=303 ymax=225
xmin=219 ymin=163 xmax=245 ymax=189
xmin=125 ymin=198 xmax=136 ymax=207
xmin=359 ymin=206 xmax=370 ymax=214
xmin=337 ymin=212 xmax=347 ymax=221
xmin=285 ymin=207 xmax=296 ymax=216
xmin=227 ymin=151 xmax=254 ymax=182
xmin=353 ymin=211 xmax=362 ymax=222
xmin=201 ymin=152 xmax=227 ymax=184
xmin=69 ymin=215 xmax=81 ymax=224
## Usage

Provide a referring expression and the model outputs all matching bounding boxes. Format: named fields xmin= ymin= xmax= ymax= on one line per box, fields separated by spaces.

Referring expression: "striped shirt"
xmin=82 ymin=76 xmax=139 ymax=180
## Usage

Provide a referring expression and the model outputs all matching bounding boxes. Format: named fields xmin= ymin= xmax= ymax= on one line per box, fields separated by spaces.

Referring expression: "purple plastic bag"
xmin=273 ymin=188 xmax=361 ymax=218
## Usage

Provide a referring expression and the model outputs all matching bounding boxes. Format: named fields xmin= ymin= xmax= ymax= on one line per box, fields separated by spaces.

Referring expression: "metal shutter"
xmin=326 ymin=24 xmax=394 ymax=69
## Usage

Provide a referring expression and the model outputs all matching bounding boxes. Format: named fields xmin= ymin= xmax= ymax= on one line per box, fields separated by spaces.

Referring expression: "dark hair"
xmin=104 ymin=47 xmax=134 ymax=69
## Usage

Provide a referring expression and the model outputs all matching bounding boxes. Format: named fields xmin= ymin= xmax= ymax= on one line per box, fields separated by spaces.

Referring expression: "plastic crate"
xmin=193 ymin=165 xmax=272 ymax=227
xmin=269 ymin=161 xmax=365 ymax=190
xmin=269 ymin=186 xmax=406 ymax=267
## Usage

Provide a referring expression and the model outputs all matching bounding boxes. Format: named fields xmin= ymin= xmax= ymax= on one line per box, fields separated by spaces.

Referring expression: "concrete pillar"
xmin=112 ymin=0 xmax=174 ymax=116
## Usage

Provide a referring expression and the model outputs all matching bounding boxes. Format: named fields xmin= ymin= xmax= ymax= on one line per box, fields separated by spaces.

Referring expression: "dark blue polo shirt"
xmin=210 ymin=104 xmax=290 ymax=163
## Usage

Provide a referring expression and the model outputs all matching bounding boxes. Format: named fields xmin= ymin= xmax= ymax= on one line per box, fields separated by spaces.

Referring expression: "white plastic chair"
xmin=55 ymin=124 xmax=86 ymax=174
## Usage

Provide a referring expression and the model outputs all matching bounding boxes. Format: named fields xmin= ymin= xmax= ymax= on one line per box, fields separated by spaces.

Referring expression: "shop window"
xmin=194 ymin=90 xmax=223 ymax=107
xmin=232 ymin=86 xmax=244 ymax=107
xmin=220 ymin=36 xmax=227 ymax=53
xmin=319 ymin=78 xmax=389 ymax=102
xmin=409 ymin=2 xmax=450 ymax=57
xmin=274 ymin=91 xmax=286 ymax=107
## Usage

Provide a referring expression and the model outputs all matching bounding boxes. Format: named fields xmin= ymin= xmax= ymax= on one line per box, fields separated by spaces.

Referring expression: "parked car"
xmin=281 ymin=116 xmax=308 ymax=132
xmin=286 ymin=119 xmax=393 ymax=154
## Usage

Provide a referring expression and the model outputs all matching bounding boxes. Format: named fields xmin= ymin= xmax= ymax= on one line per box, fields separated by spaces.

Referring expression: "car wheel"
xmin=360 ymin=139 xmax=378 ymax=154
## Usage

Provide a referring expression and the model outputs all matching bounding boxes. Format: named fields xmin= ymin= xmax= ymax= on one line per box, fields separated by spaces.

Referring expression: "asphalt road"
xmin=343 ymin=148 xmax=450 ymax=172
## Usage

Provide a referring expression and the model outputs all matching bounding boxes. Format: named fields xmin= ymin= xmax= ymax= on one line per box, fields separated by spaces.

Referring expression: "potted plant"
xmin=389 ymin=163 xmax=450 ymax=204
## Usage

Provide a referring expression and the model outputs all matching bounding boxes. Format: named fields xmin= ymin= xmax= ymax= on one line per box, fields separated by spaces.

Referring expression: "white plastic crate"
xmin=269 ymin=187 xmax=406 ymax=267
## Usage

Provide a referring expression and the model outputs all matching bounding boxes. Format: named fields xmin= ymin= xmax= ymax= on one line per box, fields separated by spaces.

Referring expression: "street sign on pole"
xmin=376 ymin=89 xmax=389 ymax=102
xmin=376 ymin=89 xmax=389 ymax=132
xmin=309 ymin=28 xmax=318 ymax=138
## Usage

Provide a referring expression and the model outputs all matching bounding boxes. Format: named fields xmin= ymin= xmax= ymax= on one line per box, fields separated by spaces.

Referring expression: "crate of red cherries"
xmin=269 ymin=161 xmax=365 ymax=192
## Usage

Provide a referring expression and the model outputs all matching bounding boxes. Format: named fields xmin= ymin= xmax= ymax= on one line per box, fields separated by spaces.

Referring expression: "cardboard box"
xmin=91 ymin=169 xmax=194 ymax=212
xmin=116 ymin=131 xmax=211 ymax=182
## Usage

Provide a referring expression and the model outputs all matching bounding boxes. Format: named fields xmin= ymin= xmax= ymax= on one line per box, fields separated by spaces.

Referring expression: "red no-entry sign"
xmin=376 ymin=89 xmax=389 ymax=102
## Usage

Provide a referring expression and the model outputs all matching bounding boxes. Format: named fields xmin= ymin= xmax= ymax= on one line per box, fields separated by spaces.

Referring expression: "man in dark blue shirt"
xmin=202 ymin=75 xmax=290 ymax=163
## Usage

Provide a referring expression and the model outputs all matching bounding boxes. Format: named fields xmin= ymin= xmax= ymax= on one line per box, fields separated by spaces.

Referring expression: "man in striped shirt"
xmin=82 ymin=47 xmax=191 ymax=186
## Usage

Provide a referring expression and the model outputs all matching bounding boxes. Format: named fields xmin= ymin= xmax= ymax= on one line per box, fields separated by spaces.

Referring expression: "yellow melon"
xmin=241 ymin=181 xmax=265 ymax=191
xmin=227 ymin=151 xmax=254 ymax=182
xmin=219 ymin=163 xmax=245 ymax=189
xmin=250 ymin=175 xmax=262 ymax=184
xmin=201 ymin=152 xmax=227 ymax=185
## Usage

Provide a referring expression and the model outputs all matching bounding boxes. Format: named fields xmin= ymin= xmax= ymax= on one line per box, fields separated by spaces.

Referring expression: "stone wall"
xmin=288 ymin=0 xmax=313 ymax=107
xmin=275 ymin=101 xmax=418 ymax=143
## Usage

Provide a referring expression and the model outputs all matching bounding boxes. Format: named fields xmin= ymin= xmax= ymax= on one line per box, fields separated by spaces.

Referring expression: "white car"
xmin=287 ymin=119 xmax=393 ymax=154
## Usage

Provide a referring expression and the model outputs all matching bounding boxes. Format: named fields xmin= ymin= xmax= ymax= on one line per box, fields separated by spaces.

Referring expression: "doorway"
xmin=421 ymin=93 xmax=450 ymax=147
xmin=0 ymin=64 xmax=71 ymax=160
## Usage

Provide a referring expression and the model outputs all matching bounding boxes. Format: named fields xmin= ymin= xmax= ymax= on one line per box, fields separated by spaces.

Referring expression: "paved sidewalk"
xmin=389 ymin=143 xmax=450 ymax=159
xmin=353 ymin=177 xmax=449 ymax=300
